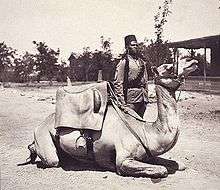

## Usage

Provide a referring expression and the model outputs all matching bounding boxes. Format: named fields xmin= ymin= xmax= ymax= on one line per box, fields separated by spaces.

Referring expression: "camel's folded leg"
xmin=149 ymin=157 xmax=186 ymax=171
xmin=34 ymin=113 xmax=59 ymax=167
xmin=116 ymin=158 xmax=168 ymax=178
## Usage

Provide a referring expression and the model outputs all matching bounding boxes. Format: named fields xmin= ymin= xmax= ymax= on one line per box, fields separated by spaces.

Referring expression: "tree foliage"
xmin=69 ymin=37 xmax=116 ymax=81
xmin=56 ymin=60 xmax=69 ymax=82
xmin=0 ymin=1 xmax=174 ymax=83
xmin=33 ymin=41 xmax=60 ymax=83
xmin=0 ymin=42 xmax=15 ymax=82
xmin=138 ymin=0 xmax=173 ymax=69
xmin=154 ymin=0 xmax=173 ymax=43
xmin=14 ymin=52 xmax=35 ymax=82
xmin=100 ymin=36 xmax=112 ymax=52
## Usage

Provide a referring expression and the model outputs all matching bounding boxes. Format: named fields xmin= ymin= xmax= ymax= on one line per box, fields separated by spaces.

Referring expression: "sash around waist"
xmin=127 ymin=88 xmax=148 ymax=103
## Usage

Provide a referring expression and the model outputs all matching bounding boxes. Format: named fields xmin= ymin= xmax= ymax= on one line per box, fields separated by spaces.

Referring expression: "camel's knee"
xmin=152 ymin=165 xmax=168 ymax=177
xmin=38 ymin=150 xmax=59 ymax=167
xmin=116 ymin=159 xmax=133 ymax=175
xmin=151 ymin=157 xmax=186 ymax=172
xmin=34 ymin=138 xmax=60 ymax=167
xmin=42 ymin=157 xmax=59 ymax=167
xmin=116 ymin=158 xmax=168 ymax=178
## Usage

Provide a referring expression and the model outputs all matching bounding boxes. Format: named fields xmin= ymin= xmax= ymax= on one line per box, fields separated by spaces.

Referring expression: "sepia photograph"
xmin=0 ymin=0 xmax=220 ymax=189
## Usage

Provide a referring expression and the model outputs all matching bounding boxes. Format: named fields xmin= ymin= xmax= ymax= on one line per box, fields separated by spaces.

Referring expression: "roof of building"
xmin=168 ymin=34 xmax=220 ymax=49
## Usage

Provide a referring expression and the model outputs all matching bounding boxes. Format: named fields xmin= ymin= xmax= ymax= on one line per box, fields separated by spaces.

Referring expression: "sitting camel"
xmin=26 ymin=58 xmax=198 ymax=178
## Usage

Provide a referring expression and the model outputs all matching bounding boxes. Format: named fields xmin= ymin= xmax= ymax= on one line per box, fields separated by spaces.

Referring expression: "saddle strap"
xmin=84 ymin=130 xmax=94 ymax=160
xmin=111 ymin=99 xmax=153 ymax=158
xmin=55 ymin=128 xmax=94 ymax=161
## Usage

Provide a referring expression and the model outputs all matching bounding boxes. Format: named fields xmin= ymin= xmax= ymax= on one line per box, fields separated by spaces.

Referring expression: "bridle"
xmin=151 ymin=66 xmax=185 ymax=102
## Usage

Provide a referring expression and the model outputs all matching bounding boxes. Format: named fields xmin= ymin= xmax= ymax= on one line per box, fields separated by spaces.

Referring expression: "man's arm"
xmin=114 ymin=59 xmax=126 ymax=105
xmin=141 ymin=60 xmax=149 ymax=98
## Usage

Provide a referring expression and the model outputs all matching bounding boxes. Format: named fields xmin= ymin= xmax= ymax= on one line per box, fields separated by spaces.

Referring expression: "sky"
xmin=0 ymin=0 xmax=219 ymax=60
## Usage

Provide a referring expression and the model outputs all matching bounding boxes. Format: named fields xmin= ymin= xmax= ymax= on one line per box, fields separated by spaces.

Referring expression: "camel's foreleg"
xmin=149 ymin=157 xmax=186 ymax=172
xmin=116 ymin=158 xmax=168 ymax=178
xmin=34 ymin=113 xmax=59 ymax=167
xmin=27 ymin=141 xmax=37 ymax=163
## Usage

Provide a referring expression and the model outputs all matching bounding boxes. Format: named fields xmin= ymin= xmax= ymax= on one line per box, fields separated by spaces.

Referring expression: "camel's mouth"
xmin=177 ymin=59 xmax=198 ymax=78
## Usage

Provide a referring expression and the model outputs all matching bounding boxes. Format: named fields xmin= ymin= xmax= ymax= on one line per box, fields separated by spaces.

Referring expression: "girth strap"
xmin=55 ymin=128 xmax=94 ymax=160
xmin=83 ymin=130 xmax=94 ymax=160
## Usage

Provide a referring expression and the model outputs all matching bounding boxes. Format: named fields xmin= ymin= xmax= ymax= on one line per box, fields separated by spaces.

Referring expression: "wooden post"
xmin=204 ymin=47 xmax=207 ymax=84
xmin=173 ymin=48 xmax=178 ymax=75
xmin=190 ymin=49 xmax=194 ymax=57
xmin=98 ymin=69 xmax=103 ymax=81
xmin=176 ymin=48 xmax=179 ymax=75
xmin=173 ymin=48 xmax=176 ymax=62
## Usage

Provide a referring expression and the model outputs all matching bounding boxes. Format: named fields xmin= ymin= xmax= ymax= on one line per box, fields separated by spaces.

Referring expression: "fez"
xmin=124 ymin=35 xmax=137 ymax=47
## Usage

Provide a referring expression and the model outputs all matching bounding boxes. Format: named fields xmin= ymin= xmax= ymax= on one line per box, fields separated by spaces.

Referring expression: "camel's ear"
xmin=67 ymin=76 xmax=72 ymax=86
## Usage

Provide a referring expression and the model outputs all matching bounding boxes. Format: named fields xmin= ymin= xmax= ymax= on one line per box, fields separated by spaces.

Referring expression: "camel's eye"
xmin=167 ymin=66 xmax=174 ymax=73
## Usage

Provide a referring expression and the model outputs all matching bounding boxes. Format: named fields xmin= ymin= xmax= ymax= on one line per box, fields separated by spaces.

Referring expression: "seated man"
xmin=114 ymin=35 xmax=148 ymax=118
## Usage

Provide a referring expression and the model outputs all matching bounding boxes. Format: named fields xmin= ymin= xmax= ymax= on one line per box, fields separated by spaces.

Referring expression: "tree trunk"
xmin=49 ymin=80 xmax=53 ymax=86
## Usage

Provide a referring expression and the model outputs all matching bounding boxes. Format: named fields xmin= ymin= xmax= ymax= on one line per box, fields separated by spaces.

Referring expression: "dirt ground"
xmin=0 ymin=85 xmax=220 ymax=190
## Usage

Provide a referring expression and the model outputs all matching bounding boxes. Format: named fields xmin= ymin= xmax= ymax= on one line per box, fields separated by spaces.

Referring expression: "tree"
xmin=138 ymin=0 xmax=173 ymax=70
xmin=92 ymin=49 xmax=115 ymax=81
xmin=0 ymin=42 xmax=15 ymax=82
xmin=69 ymin=37 xmax=116 ymax=82
xmin=33 ymin=41 xmax=60 ymax=84
xmin=99 ymin=36 xmax=116 ymax=80
xmin=100 ymin=36 xmax=112 ymax=52
xmin=80 ymin=47 xmax=93 ymax=81
xmin=139 ymin=40 xmax=172 ymax=67
xmin=56 ymin=60 xmax=69 ymax=82
xmin=14 ymin=52 xmax=35 ymax=82
xmin=154 ymin=0 xmax=173 ymax=43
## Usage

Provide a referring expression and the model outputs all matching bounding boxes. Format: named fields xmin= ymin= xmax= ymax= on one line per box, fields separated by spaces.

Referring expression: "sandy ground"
xmin=0 ymin=85 xmax=220 ymax=190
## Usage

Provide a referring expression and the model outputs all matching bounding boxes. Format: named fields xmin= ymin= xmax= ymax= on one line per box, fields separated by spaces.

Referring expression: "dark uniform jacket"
xmin=114 ymin=55 xmax=148 ymax=105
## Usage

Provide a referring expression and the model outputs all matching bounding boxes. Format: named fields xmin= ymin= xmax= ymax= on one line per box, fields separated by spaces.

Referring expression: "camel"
xmin=26 ymin=58 xmax=198 ymax=178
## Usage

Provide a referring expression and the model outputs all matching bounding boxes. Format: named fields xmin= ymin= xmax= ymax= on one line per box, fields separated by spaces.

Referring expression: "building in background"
xmin=169 ymin=35 xmax=220 ymax=77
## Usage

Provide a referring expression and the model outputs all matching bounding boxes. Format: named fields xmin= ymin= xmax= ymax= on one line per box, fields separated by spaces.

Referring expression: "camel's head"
xmin=152 ymin=57 xmax=198 ymax=91
xmin=177 ymin=57 xmax=199 ymax=78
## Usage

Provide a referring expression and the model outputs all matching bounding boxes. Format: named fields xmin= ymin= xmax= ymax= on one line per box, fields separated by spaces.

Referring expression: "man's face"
xmin=127 ymin=41 xmax=138 ymax=55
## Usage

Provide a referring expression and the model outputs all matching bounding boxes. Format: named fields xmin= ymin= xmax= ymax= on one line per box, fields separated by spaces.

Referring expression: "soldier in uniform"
xmin=114 ymin=35 xmax=148 ymax=118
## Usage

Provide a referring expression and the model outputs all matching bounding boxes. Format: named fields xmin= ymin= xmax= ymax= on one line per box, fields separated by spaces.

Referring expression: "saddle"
xmin=55 ymin=81 xmax=108 ymax=131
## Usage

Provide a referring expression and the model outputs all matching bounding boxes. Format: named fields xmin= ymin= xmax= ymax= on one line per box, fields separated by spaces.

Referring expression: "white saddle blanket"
xmin=55 ymin=81 xmax=108 ymax=131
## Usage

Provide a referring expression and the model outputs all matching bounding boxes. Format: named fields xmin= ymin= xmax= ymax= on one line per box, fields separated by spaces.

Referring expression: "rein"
xmin=108 ymin=83 xmax=153 ymax=158
xmin=176 ymin=77 xmax=185 ymax=102
xmin=108 ymin=82 xmax=146 ymax=122
xmin=153 ymin=73 xmax=184 ymax=102
xmin=176 ymin=89 xmax=182 ymax=102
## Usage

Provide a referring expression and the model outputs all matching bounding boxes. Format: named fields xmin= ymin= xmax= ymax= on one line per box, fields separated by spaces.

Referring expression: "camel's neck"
xmin=154 ymin=85 xmax=179 ymax=134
